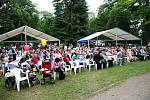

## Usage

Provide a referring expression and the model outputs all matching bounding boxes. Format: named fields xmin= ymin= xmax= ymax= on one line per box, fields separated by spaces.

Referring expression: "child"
xmin=28 ymin=70 xmax=37 ymax=85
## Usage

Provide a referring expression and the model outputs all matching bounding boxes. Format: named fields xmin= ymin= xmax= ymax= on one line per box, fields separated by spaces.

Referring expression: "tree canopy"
xmin=53 ymin=0 xmax=89 ymax=43
xmin=0 ymin=0 xmax=39 ymax=34
xmin=0 ymin=0 xmax=150 ymax=44
xmin=90 ymin=0 xmax=150 ymax=44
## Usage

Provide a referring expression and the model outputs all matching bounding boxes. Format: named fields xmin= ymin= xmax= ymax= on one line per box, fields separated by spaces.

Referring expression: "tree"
xmin=38 ymin=11 xmax=55 ymax=36
xmin=0 ymin=0 xmax=39 ymax=35
xmin=107 ymin=0 xmax=131 ymax=32
xmin=53 ymin=0 xmax=66 ymax=40
xmin=65 ymin=0 xmax=89 ymax=42
xmin=95 ymin=4 xmax=112 ymax=31
xmin=94 ymin=0 xmax=119 ymax=32
xmin=88 ymin=12 xmax=97 ymax=33
xmin=129 ymin=0 xmax=150 ymax=44
xmin=0 ymin=0 xmax=16 ymax=34
xmin=142 ymin=20 xmax=150 ymax=43
xmin=94 ymin=0 xmax=150 ymax=44
xmin=53 ymin=0 xmax=89 ymax=43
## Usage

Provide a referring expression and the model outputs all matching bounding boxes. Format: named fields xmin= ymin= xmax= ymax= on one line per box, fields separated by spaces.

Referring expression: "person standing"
xmin=93 ymin=51 xmax=103 ymax=70
xmin=12 ymin=46 xmax=17 ymax=61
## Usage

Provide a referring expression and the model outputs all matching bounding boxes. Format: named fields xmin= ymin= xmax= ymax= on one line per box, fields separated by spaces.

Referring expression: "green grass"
xmin=1 ymin=60 xmax=150 ymax=100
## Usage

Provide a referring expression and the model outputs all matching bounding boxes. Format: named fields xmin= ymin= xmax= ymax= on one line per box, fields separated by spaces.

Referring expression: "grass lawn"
xmin=0 ymin=60 xmax=150 ymax=100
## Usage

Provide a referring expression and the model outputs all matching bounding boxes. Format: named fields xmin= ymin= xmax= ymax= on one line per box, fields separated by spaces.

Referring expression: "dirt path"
xmin=88 ymin=73 xmax=150 ymax=100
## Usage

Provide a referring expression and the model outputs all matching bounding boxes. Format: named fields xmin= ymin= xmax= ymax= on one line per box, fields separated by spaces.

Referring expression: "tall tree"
xmin=93 ymin=0 xmax=150 ymax=44
xmin=95 ymin=3 xmax=112 ymax=31
xmin=94 ymin=0 xmax=118 ymax=31
xmin=53 ymin=0 xmax=66 ymax=40
xmin=53 ymin=0 xmax=89 ymax=43
xmin=129 ymin=0 xmax=150 ymax=43
xmin=38 ymin=11 xmax=55 ymax=36
xmin=0 ymin=0 xmax=16 ymax=34
xmin=0 ymin=0 xmax=39 ymax=35
xmin=65 ymin=0 xmax=89 ymax=42
xmin=139 ymin=0 xmax=150 ymax=43
xmin=88 ymin=12 xmax=97 ymax=33
xmin=107 ymin=0 xmax=131 ymax=32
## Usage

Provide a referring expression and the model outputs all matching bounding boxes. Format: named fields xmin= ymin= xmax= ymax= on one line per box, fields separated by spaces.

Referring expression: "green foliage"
xmin=52 ymin=0 xmax=66 ymax=41
xmin=53 ymin=0 xmax=89 ymax=43
xmin=88 ymin=13 xmax=97 ymax=33
xmin=107 ymin=1 xmax=131 ymax=32
xmin=90 ymin=0 xmax=150 ymax=44
xmin=38 ymin=11 xmax=55 ymax=36
xmin=1 ymin=0 xmax=150 ymax=43
xmin=0 ymin=0 xmax=39 ymax=35
xmin=141 ymin=20 xmax=150 ymax=43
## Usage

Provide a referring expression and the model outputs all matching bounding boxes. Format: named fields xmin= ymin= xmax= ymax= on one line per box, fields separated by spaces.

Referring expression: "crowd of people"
xmin=0 ymin=42 xmax=150 ymax=86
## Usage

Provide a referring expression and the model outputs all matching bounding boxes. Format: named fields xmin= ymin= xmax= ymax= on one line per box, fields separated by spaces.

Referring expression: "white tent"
xmin=0 ymin=25 xmax=60 ymax=43
xmin=78 ymin=28 xmax=141 ymax=46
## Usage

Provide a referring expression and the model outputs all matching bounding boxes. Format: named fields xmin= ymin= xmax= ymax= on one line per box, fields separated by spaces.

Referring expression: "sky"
xmin=31 ymin=0 xmax=103 ymax=14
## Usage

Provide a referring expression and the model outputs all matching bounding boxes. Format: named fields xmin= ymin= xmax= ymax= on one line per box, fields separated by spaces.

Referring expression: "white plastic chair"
xmin=85 ymin=59 xmax=97 ymax=71
xmin=69 ymin=61 xmax=80 ymax=75
xmin=75 ymin=60 xmax=85 ymax=68
xmin=116 ymin=58 xmax=123 ymax=66
xmin=64 ymin=62 xmax=71 ymax=74
xmin=10 ymin=68 xmax=30 ymax=92
xmin=21 ymin=61 xmax=31 ymax=69
xmin=110 ymin=55 xmax=117 ymax=65
xmin=116 ymin=53 xmax=123 ymax=66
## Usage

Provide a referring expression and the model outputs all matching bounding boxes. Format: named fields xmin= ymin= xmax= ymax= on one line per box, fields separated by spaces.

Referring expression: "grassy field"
xmin=0 ymin=60 xmax=150 ymax=100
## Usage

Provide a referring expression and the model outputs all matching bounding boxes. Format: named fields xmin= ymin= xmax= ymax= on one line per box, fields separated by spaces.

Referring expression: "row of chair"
xmin=4 ymin=58 xmax=115 ymax=92
xmin=65 ymin=59 xmax=97 ymax=75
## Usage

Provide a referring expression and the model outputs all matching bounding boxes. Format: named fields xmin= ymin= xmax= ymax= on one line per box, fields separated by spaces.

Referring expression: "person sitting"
xmin=28 ymin=71 xmax=37 ymax=86
xmin=32 ymin=54 xmax=40 ymax=71
xmin=127 ymin=49 xmax=134 ymax=62
xmin=53 ymin=58 xmax=65 ymax=80
xmin=12 ymin=46 xmax=17 ymax=61
xmin=117 ymin=49 xmax=123 ymax=66
xmin=63 ymin=54 xmax=71 ymax=65
xmin=71 ymin=53 xmax=79 ymax=61
xmin=21 ymin=61 xmax=31 ymax=71
xmin=140 ymin=48 xmax=148 ymax=60
xmin=1 ymin=53 xmax=9 ymax=74
xmin=100 ymin=51 xmax=107 ymax=68
xmin=136 ymin=48 xmax=146 ymax=61
xmin=23 ymin=43 xmax=30 ymax=52
xmin=93 ymin=51 xmax=104 ymax=70
xmin=25 ymin=52 xmax=32 ymax=61
xmin=102 ymin=51 xmax=113 ymax=67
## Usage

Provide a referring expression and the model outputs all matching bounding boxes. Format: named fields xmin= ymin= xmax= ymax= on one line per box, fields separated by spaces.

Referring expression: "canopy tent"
xmin=78 ymin=28 xmax=141 ymax=46
xmin=0 ymin=26 xmax=60 ymax=43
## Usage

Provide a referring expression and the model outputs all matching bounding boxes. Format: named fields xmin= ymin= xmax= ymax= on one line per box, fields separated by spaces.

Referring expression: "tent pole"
xmin=21 ymin=33 xmax=22 ymax=43
xmin=25 ymin=26 xmax=27 ymax=43
xmin=88 ymin=40 xmax=90 ymax=49
xmin=97 ymin=37 xmax=98 ymax=46
xmin=59 ymin=40 xmax=60 ymax=48
xmin=116 ymin=33 xmax=118 ymax=46
xmin=116 ymin=40 xmax=118 ymax=46
xmin=79 ymin=43 xmax=80 ymax=48
xmin=141 ymin=39 xmax=143 ymax=47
